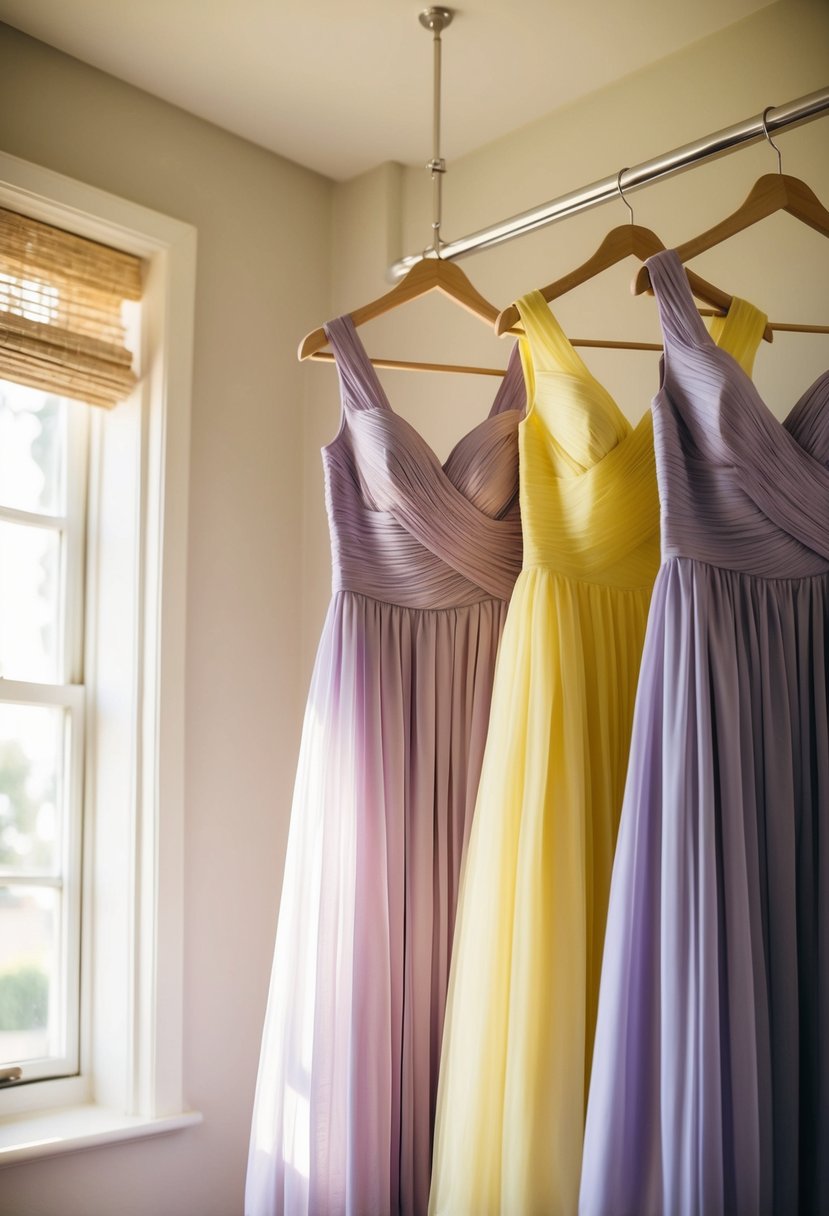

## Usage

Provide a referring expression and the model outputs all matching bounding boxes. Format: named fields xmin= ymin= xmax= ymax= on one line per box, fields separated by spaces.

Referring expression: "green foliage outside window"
xmin=0 ymin=963 xmax=48 ymax=1031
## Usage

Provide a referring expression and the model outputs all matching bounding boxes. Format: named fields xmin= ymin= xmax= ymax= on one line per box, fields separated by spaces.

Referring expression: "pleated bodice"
xmin=323 ymin=316 xmax=526 ymax=609
xmin=514 ymin=291 xmax=660 ymax=589
xmin=648 ymin=250 xmax=829 ymax=578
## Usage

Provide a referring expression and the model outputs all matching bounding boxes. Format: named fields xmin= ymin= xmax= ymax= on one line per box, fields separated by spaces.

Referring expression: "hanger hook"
xmin=760 ymin=105 xmax=783 ymax=174
xmin=616 ymin=167 xmax=634 ymax=224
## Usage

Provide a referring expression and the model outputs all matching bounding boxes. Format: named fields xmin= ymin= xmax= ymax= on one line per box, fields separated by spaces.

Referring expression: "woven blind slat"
xmin=0 ymin=207 xmax=143 ymax=409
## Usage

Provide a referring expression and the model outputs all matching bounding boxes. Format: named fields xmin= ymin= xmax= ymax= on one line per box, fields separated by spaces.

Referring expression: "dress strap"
xmin=707 ymin=296 xmax=768 ymax=379
xmin=645 ymin=249 xmax=713 ymax=351
xmin=323 ymin=315 xmax=392 ymax=413
xmin=489 ymin=340 xmax=527 ymax=418
xmin=513 ymin=290 xmax=586 ymax=377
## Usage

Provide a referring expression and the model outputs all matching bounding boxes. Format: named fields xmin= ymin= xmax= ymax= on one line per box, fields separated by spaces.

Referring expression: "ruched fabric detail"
xmin=323 ymin=315 xmax=525 ymax=607
xmin=514 ymin=291 xmax=661 ymax=588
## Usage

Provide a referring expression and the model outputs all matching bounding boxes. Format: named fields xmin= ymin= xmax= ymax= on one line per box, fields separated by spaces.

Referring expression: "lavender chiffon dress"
xmin=246 ymin=317 xmax=525 ymax=1216
xmin=580 ymin=250 xmax=829 ymax=1216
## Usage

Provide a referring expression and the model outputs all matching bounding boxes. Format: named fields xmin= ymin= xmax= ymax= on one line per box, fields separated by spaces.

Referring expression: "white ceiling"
xmin=1 ymin=0 xmax=773 ymax=181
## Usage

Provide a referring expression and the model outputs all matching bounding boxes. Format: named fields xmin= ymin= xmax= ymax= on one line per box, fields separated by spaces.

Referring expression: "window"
xmin=0 ymin=381 xmax=88 ymax=1087
xmin=0 ymin=153 xmax=200 ymax=1162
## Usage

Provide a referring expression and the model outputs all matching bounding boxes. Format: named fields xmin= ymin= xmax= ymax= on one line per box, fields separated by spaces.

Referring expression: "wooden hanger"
xmin=496 ymin=159 xmax=776 ymax=345
xmin=632 ymin=171 xmax=829 ymax=341
xmin=494 ymin=222 xmax=773 ymax=341
xmin=299 ymin=242 xmax=672 ymax=377
xmin=298 ymin=255 xmax=523 ymax=376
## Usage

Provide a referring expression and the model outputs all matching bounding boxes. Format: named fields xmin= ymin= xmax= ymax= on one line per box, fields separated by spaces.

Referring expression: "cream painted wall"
xmin=0 ymin=23 xmax=332 ymax=1216
xmin=302 ymin=0 xmax=829 ymax=670
xmin=0 ymin=2 xmax=828 ymax=1213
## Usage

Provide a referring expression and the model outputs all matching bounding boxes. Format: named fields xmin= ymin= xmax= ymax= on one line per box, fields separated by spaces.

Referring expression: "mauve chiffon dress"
xmin=580 ymin=249 xmax=829 ymax=1216
xmin=245 ymin=314 xmax=525 ymax=1216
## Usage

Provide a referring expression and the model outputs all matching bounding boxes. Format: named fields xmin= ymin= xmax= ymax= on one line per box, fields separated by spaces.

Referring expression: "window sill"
xmin=0 ymin=1103 xmax=203 ymax=1167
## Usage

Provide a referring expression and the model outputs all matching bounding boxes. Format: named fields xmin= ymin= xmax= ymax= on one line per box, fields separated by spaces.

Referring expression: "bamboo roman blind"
xmin=0 ymin=207 xmax=143 ymax=408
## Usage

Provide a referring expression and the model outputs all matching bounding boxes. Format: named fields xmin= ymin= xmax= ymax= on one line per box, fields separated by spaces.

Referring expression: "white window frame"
xmin=0 ymin=152 xmax=202 ymax=1163
xmin=0 ymin=393 xmax=89 ymax=1086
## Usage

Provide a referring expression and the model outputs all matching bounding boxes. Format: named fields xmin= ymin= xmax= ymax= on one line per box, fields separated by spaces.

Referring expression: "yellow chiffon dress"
xmin=428 ymin=289 xmax=768 ymax=1216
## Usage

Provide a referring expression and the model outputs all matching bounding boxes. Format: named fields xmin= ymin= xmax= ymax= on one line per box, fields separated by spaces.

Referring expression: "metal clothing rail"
xmin=389 ymin=87 xmax=829 ymax=280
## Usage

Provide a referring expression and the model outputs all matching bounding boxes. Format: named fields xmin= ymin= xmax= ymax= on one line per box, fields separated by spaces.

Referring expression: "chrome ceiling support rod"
xmin=419 ymin=6 xmax=454 ymax=257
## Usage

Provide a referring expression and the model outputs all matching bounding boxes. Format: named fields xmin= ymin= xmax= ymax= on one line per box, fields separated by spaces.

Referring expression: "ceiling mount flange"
xmin=419 ymin=6 xmax=454 ymax=34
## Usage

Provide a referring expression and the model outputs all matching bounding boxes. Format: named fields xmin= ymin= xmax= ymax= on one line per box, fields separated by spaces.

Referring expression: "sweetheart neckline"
xmin=324 ymin=314 xmax=526 ymax=481
xmin=322 ymin=400 xmax=525 ymax=476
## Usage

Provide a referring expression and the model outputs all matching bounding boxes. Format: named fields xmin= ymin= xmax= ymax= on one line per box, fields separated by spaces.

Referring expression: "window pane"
xmin=0 ymin=884 xmax=60 ymax=1067
xmin=0 ymin=702 xmax=63 ymax=876
xmin=0 ymin=380 xmax=66 ymax=516
xmin=0 ymin=520 xmax=61 ymax=682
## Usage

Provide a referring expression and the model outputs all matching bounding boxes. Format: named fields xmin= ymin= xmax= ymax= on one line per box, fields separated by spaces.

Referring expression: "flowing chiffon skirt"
xmin=429 ymin=568 xmax=652 ymax=1216
xmin=247 ymin=590 xmax=507 ymax=1216
xmin=580 ymin=249 xmax=829 ymax=1216
xmin=580 ymin=557 xmax=829 ymax=1216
